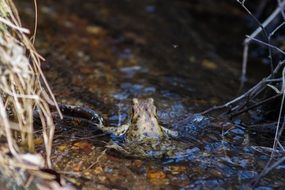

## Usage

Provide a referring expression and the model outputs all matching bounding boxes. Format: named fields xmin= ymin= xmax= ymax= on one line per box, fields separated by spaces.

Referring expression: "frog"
xmin=45 ymin=97 xmax=204 ymax=159
xmin=97 ymin=98 xmax=190 ymax=158
xmin=99 ymin=98 xmax=178 ymax=140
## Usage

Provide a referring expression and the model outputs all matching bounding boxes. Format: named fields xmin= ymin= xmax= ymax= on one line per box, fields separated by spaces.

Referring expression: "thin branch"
xmin=246 ymin=35 xmax=285 ymax=55
xmin=229 ymin=93 xmax=281 ymax=118
xmin=277 ymin=0 xmax=285 ymax=20
xmin=239 ymin=0 xmax=285 ymax=84
xmin=254 ymin=155 xmax=285 ymax=185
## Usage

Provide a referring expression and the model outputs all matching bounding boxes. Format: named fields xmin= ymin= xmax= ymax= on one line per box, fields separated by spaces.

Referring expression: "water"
xmin=12 ymin=0 xmax=284 ymax=189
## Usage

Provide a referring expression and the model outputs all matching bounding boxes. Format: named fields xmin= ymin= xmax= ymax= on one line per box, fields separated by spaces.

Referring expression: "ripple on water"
xmin=163 ymin=147 xmax=201 ymax=164
xmin=238 ymin=170 xmax=257 ymax=181
xmin=113 ymin=83 xmax=156 ymax=100
xmin=158 ymin=101 xmax=187 ymax=123
xmin=172 ymin=114 xmax=210 ymax=139
xmin=190 ymin=178 xmax=225 ymax=190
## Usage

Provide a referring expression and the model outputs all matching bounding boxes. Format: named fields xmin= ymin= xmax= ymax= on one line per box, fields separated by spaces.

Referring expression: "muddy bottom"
xmin=15 ymin=0 xmax=285 ymax=189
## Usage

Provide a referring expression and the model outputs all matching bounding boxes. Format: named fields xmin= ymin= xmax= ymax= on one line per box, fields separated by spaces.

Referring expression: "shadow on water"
xmin=10 ymin=0 xmax=284 ymax=189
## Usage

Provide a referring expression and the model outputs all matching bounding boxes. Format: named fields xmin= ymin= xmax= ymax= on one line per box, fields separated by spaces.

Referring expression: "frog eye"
xmin=148 ymin=98 xmax=154 ymax=104
xmin=133 ymin=98 xmax=139 ymax=105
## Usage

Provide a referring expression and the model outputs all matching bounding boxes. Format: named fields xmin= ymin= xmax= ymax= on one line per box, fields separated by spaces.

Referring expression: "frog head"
xmin=126 ymin=98 xmax=164 ymax=142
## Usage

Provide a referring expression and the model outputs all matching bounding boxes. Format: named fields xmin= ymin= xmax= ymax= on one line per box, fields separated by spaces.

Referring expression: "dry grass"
xmin=0 ymin=0 xmax=67 ymax=188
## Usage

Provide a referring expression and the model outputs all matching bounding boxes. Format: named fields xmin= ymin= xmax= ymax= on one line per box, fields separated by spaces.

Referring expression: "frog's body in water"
xmin=98 ymin=98 xmax=189 ymax=158
xmin=125 ymin=98 xmax=177 ymax=142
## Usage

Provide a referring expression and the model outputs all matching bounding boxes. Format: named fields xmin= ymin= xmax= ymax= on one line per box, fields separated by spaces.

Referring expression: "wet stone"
xmin=147 ymin=170 xmax=169 ymax=186
xmin=169 ymin=165 xmax=187 ymax=175
xmin=169 ymin=174 xmax=190 ymax=187
xmin=94 ymin=166 xmax=104 ymax=174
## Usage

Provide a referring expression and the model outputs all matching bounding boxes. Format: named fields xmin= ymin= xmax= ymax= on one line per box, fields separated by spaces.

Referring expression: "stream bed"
xmin=15 ymin=0 xmax=285 ymax=189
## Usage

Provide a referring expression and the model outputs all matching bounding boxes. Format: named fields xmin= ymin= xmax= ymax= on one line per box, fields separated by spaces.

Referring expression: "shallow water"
xmin=13 ymin=0 xmax=285 ymax=189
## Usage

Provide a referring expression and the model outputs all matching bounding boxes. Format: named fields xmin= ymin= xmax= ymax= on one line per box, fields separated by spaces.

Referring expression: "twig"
xmin=87 ymin=149 xmax=107 ymax=170
xmin=254 ymin=154 xmax=285 ymax=185
xmin=277 ymin=0 xmax=285 ymax=20
xmin=269 ymin=22 xmax=285 ymax=39
xmin=202 ymin=60 xmax=285 ymax=115
xmin=246 ymin=35 xmax=285 ymax=55
xmin=201 ymin=79 xmax=265 ymax=114
xmin=239 ymin=0 xmax=285 ymax=84
xmin=244 ymin=1 xmax=285 ymax=45
xmin=229 ymin=93 xmax=281 ymax=118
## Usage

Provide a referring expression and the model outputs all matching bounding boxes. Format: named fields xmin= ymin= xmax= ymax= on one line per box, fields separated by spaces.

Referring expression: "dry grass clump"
xmin=0 ymin=146 xmax=74 ymax=189
xmin=0 ymin=0 xmax=65 ymax=188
